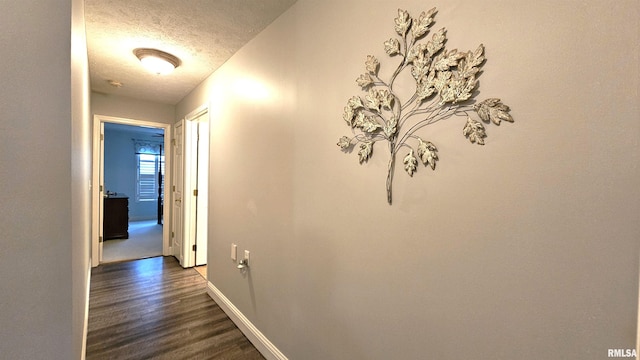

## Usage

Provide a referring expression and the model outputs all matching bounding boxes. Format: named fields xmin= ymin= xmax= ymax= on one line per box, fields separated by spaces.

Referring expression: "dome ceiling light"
xmin=133 ymin=48 xmax=181 ymax=75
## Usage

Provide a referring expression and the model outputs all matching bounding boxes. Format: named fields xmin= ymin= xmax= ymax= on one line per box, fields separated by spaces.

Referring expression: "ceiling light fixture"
xmin=133 ymin=48 xmax=181 ymax=75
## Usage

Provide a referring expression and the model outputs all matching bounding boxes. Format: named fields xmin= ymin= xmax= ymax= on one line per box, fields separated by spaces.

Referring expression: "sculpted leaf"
xmin=426 ymin=28 xmax=447 ymax=57
xmin=337 ymin=136 xmax=353 ymax=150
xmin=356 ymin=74 xmax=374 ymax=89
xmin=394 ymin=9 xmax=411 ymax=36
xmin=467 ymin=44 xmax=485 ymax=69
xmin=431 ymin=54 xmax=448 ymax=72
xmin=474 ymin=98 xmax=513 ymax=125
xmin=434 ymin=71 xmax=452 ymax=97
xmin=360 ymin=116 xmax=381 ymax=133
xmin=353 ymin=111 xmax=366 ymax=128
xmin=416 ymin=71 xmax=436 ymax=101
xmin=463 ymin=117 xmax=486 ymax=145
xmin=457 ymin=45 xmax=484 ymax=77
xmin=365 ymin=55 xmax=379 ymax=75
xmin=365 ymin=88 xmax=381 ymax=111
xmin=432 ymin=49 xmax=464 ymax=71
xmin=417 ymin=138 xmax=438 ymax=170
xmin=343 ymin=105 xmax=355 ymax=126
xmin=435 ymin=70 xmax=478 ymax=104
xmin=348 ymin=96 xmax=364 ymax=109
xmin=379 ymin=89 xmax=394 ymax=110
xmin=364 ymin=88 xmax=394 ymax=112
xmin=383 ymin=116 xmax=398 ymax=139
xmin=456 ymin=76 xmax=477 ymax=102
xmin=403 ymin=149 xmax=418 ymax=176
xmin=416 ymin=80 xmax=435 ymax=101
xmin=456 ymin=58 xmax=477 ymax=79
xmin=384 ymin=38 xmax=401 ymax=56
xmin=448 ymin=74 xmax=477 ymax=104
xmin=439 ymin=87 xmax=455 ymax=104
xmin=407 ymin=43 xmax=428 ymax=64
xmin=411 ymin=52 xmax=431 ymax=81
xmin=358 ymin=141 xmax=374 ymax=164
xmin=411 ymin=8 xmax=437 ymax=39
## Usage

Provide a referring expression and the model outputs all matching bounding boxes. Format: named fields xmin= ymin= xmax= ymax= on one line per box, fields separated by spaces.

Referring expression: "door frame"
xmin=91 ymin=114 xmax=172 ymax=267
xmin=172 ymin=119 xmax=185 ymax=265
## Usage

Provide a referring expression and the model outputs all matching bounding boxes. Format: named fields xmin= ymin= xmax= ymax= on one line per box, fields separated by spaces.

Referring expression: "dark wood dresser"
xmin=103 ymin=195 xmax=129 ymax=240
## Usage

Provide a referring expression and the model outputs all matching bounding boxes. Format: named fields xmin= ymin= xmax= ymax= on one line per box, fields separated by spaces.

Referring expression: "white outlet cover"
xmin=231 ymin=244 xmax=237 ymax=261
xmin=244 ymin=250 xmax=250 ymax=262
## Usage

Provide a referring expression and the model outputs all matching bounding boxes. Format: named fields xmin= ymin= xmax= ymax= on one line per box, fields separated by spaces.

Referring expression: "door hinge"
xmin=99 ymin=185 xmax=103 ymax=192
xmin=171 ymin=231 xmax=175 ymax=238
xmin=171 ymin=139 xmax=176 ymax=146
xmin=99 ymin=236 xmax=103 ymax=243
xmin=100 ymin=134 xmax=104 ymax=141
xmin=193 ymin=189 xmax=198 ymax=196
xmin=192 ymin=244 xmax=197 ymax=251
xmin=172 ymin=185 xmax=176 ymax=192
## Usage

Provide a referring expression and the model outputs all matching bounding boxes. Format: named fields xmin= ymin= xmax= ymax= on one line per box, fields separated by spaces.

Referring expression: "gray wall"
xmin=0 ymin=0 xmax=91 ymax=359
xmin=70 ymin=0 xmax=92 ymax=357
xmin=92 ymin=92 xmax=176 ymax=125
xmin=177 ymin=1 xmax=640 ymax=359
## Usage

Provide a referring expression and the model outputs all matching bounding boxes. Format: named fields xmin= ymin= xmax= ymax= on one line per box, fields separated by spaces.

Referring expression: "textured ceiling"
xmin=85 ymin=0 xmax=297 ymax=105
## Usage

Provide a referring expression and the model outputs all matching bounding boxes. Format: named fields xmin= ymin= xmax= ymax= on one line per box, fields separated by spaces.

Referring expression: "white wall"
xmin=0 ymin=0 xmax=91 ymax=359
xmin=176 ymin=1 xmax=639 ymax=359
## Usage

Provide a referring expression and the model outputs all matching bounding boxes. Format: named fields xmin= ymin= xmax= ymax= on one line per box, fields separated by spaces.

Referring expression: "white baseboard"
xmin=206 ymin=282 xmax=288 ymax=360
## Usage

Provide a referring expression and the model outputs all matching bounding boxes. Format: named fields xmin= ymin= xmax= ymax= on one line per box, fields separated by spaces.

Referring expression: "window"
xmin=137 ymin=153 xmax=164 ymax=202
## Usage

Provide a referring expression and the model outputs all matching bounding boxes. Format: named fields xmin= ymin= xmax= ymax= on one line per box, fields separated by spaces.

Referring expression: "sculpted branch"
xmin=337 ymin=8 xmax=514 ymax=204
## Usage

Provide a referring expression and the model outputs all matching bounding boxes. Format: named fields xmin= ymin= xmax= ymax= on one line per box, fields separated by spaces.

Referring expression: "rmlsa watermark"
xmin=608 ymin=349 xmax=637 ymax=358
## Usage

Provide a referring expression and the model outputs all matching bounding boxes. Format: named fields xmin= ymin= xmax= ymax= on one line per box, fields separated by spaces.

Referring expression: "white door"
xmin=98 ymin=122 xmax=105 ymax=262
xmin=181 ymin=109 xmax=209 ymax=268
xmin=195 ymin=117 xmax=209 ymax=266
xmin=172 ymin=120 xmax=185 ymax=266
xmin=183 ymin=119 xmax=197 ymax=267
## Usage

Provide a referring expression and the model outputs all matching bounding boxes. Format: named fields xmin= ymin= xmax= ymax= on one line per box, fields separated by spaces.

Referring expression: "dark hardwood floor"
xmin=86 ymin=256 xmax=265 ymax=360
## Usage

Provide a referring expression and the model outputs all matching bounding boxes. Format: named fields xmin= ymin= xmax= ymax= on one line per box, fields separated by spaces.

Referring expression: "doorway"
xmin=91 ymin=115 xmax=172 ymax=267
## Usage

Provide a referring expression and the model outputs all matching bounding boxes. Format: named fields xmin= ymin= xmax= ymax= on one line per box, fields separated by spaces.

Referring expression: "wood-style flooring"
xmin=86 ymin=256 xmax=265 ymax=360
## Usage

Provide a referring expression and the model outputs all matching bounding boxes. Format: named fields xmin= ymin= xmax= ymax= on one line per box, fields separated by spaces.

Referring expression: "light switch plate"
xmin=244 ymin=250 xmax=250 ymax=263
xmin=231 ymin=244 xmax=237 ymax=261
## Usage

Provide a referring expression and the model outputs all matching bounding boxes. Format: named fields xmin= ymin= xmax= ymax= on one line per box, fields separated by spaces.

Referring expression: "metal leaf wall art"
xmin=337 ymin=8 xmax=514 ymax=204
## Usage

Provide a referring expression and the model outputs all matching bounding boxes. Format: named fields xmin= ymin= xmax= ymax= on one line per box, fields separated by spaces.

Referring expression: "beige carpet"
xmin=103 ymin=220 xmax=163 ymax=263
